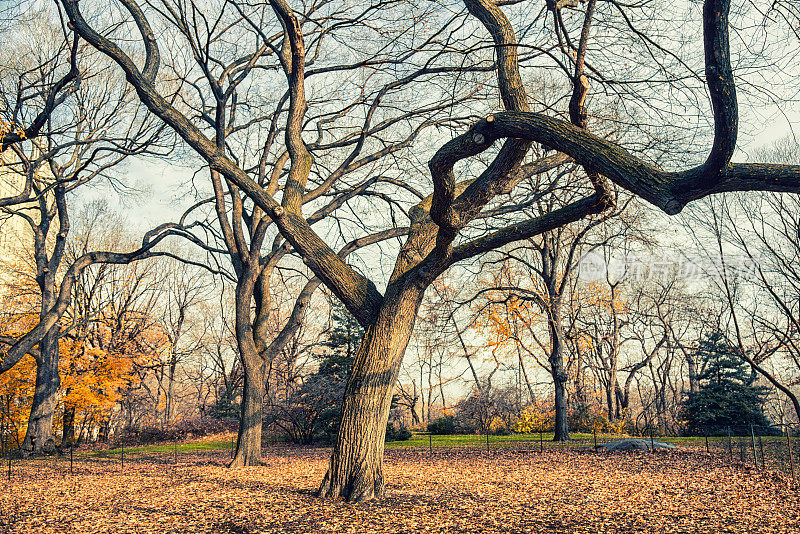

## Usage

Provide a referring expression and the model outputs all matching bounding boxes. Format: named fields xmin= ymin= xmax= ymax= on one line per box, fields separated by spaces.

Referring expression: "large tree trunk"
xmin=229 ymin=276 xmax=265 ymax=467
xmin=230 ymin=361 xmax=264 ymax=466
xmin=318 ymin=285 xmax=423 ymax=502
xmin=22 ymin=327 xmax=60 ymax=454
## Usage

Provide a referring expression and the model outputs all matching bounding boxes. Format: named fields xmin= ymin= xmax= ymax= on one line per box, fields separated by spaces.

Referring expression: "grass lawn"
xmin=77 ymin=431 xmax=795 ymax=459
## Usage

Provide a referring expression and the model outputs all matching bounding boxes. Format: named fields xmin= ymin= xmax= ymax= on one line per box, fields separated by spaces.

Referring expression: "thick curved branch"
xmin=431 ymin=0 xmax=531 ymax=238
xmin=270 ymin=0 xmax=313 ymax=214
xmin=117 ymin=0 xmax=160 ymax=83
xmin=442 ymin=112 xmax=800 ymax=215
xmin=700 ymin=0 xmax=736 ymax=179
xmin=445 ymin=194 xmax=602 ymax=270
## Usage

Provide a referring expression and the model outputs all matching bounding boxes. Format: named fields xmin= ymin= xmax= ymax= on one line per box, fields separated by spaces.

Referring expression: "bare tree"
xmin=686 ymin=190 xmax=800 ymax=423
xmin=0 ymin=10 xmax=184 ymax=453
xmin=0 ymin=2 xmax=79 ymax=151
xmin=64 ymin=0 xmax=800 ymax=500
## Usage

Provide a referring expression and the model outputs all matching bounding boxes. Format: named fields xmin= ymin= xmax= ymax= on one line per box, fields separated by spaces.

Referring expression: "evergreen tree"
xmin=681 ymin=332 xmax=770 ymax=435
xmin=318 ymin=300 xmax=364 ymax=365
xmin=276 ymin=301 xmax=363 ymax=443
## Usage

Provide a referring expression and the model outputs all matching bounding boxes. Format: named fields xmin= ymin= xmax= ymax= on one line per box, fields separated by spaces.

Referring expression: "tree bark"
xmin=22 ymin=327 xmax=60 ymax=454
xmin=230 ymin=361 xmax=264 ymax=466
xmin=549 ymin=315 xmax=570 ymax=441
xmin=318 ymin=284 xmax=424 ymax=501
xmin=229 ymin=276 xmax=265 ymax=467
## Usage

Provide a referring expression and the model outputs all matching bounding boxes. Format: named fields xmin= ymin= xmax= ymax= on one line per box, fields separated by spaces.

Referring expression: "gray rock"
xmin=598 ymin=438 xmax=677 ymax=451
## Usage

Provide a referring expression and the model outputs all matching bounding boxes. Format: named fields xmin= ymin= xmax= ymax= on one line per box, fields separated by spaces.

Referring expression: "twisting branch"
xmin=1 ymin=32 xmax=80 ymax=151
xmin=61 ymin=0 xmax=384 ymax=326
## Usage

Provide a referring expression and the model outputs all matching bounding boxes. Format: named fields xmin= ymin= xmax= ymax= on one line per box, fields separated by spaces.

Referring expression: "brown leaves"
xmin=1 ymin=447 xmax=798 ymax=533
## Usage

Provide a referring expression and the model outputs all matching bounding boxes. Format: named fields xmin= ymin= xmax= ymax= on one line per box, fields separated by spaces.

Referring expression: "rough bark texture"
xmin=230 ymin=364 xmax=265 ymax=467
xmin=22 ymin=328 xmax=60 ymax=454
xmin=229 ymin=277 xmax=265 ymax=467
xmin=549 ymin=318 xmax=570 ymax=442
xmin=318 ymin=284 xmax=424 ymax=501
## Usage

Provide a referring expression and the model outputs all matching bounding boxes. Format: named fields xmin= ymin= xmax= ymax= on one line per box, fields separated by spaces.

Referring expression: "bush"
xmin=385 ymin=425 xmax=412 ymax=442
xmin=514 ymin=406 xmax=554 ymax=433
xmin=427 ymin=415 xmax=458 ymax=435
xmin=114 ymin=418 xmax=235 ymax=446
xmin=489 ymin=416 xmax=511 ymax=435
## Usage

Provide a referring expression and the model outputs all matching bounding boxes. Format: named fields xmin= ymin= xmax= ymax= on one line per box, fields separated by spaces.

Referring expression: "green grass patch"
xmin=76 ymin=431 xmax=795 ymax=458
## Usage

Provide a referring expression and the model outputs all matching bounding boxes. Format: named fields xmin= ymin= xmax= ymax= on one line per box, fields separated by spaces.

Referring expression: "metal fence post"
xmin=751 ymin=426 xmax=758 ymax=468
xmin=787 ymin=426 xmax=796 ymax=488
xmin=705 ymin=434 xmax=709 ymax=454
xmin=593 ymin=428 xmax=597 ymax=450
xmin=727 ymin=428 xmax=732 ymax=459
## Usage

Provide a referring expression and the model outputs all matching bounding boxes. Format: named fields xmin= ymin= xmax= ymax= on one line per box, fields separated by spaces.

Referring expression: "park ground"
xmin=1 ymin=435 xmax=798 ymax=533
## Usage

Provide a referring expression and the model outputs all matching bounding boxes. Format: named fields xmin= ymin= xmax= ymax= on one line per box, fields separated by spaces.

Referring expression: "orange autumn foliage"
xmin=0 ymin=255 xmax=168 ymax=443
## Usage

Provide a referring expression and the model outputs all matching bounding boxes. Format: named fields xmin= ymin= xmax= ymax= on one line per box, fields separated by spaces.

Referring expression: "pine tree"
xmin=276 ymin=301 xmax=364 ymax=443
xmin=681 ymin=332 xmax=770 ymax=435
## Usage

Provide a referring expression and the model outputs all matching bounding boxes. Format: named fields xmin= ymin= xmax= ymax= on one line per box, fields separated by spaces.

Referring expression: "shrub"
xmin=385 ymin=425 xmax=412 ymax=442
xmin=427 ymin=415 xmax=458 ymax=435
xmin=514 ymin=406 xmax=554 ymax=433
xmin=489 ymin=416 xmax=510 ymax=435
xmin=114 ymin=418 xmax=235 ymax=446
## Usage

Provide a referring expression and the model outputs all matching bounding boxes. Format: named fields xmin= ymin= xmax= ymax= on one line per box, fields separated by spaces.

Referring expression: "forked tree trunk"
xmin=318 ymin=285 xmax=423 ymax=502
xmin=22 ymin=328 xmax=60 ymax=454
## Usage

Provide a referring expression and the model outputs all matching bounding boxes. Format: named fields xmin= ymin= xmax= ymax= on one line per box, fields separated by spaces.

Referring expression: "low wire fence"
xmin=1 ymin=425 xmax=797 ymax=490
xmin=416 ymin=423 xmax=798 ymax=488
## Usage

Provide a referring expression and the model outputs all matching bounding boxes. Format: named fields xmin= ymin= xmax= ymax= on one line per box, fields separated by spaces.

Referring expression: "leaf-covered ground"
xmin=1 ymin=445 xmax=798 ymax=533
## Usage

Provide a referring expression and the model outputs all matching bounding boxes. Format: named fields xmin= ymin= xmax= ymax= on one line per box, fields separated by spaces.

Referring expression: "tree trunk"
xmin=61 ymin=404 xmax=75 ymax=447
xmin=548 ymin=312 xmax=570 ymax=441
xmin=98 ymin=419 xmax=109 ymax=443
xmin=229 ymin=276 xmax=265 ymax=467
xmin=229 ymin=362 xmax=264 ymax=466
xmin=22 ymin=328 xmax=60 ymax=454
xmin=686 ymin=353 xmax=699 ymax=393
xmin=318 ymin=284 xmax=423 ymax=502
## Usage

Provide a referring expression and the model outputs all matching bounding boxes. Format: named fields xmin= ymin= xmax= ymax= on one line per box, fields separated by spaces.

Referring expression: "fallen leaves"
xmin=1 ymin=446 xmax=797 ymax=533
